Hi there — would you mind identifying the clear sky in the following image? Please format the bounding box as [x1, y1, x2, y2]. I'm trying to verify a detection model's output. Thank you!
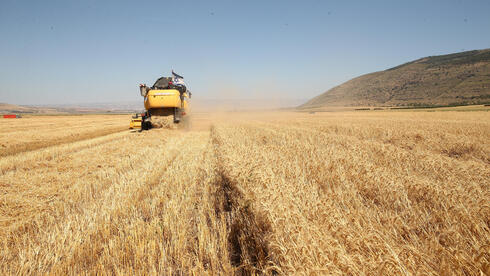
[1, 0, 489, 105]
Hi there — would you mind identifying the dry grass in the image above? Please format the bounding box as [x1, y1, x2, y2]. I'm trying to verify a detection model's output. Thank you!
[0, 115, 128, 157]
[0, 111, 488, 275]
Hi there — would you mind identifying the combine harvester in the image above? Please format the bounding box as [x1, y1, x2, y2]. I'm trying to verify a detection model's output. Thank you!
[130, 71, 191, 131]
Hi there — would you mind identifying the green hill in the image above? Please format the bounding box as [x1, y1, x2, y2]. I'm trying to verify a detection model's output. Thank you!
[300, 49, 490, 109]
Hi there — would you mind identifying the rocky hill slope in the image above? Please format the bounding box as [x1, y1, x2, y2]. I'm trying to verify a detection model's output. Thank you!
[300, 49, 490, 108]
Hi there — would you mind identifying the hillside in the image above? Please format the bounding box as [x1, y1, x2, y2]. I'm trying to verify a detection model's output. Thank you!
[0, 103, 139, 114]
[0, 103, 56, 114]
[300, 49, 490, 108]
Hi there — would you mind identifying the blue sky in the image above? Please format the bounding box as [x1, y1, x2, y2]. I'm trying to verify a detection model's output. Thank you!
[1, 0, 489, 105]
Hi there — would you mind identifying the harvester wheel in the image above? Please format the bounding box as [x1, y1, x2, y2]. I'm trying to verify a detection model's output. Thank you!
[173, 108, 181, 123]
[141, 120, 151, 131]
[146, 121, 152, 130]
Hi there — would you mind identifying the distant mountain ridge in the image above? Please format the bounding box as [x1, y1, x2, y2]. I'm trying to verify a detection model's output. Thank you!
[1, 97, 306, 114]
[300, 49, 490, 109]
[0, 102, 140, 114]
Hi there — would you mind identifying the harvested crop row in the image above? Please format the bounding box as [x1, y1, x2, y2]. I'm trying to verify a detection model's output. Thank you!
[2, 129, 250, 274]
[42, 132, 232, 274]
[0, 131, 128, 174]
[0, 115, 127, 133]
[46, 130, 282, 274]
[0, 115, 128, 157]
[0, 127, 127, 157]
[0, 130, 179, 273]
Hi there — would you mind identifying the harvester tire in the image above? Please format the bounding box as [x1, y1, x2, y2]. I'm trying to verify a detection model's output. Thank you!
[173, 108, 181, 124]
[141, 120, 151, 131]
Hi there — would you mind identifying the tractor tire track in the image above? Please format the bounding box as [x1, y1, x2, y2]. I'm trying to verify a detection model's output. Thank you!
[210, 126, 281, 275]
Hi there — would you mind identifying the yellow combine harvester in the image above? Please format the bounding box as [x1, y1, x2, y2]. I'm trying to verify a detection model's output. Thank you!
[132, 72, 191, 131]
[129, 114, 142, 129]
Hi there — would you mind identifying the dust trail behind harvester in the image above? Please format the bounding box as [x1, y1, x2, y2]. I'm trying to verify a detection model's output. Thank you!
[150, 115, 178, 129]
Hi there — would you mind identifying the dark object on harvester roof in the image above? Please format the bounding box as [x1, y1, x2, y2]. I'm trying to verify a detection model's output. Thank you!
[152, 77, 173, 89]
[172, 70, 184, 79]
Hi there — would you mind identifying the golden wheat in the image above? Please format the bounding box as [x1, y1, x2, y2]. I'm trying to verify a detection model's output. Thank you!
[0, 115, 128, 157]
[0, 111, 488, 275]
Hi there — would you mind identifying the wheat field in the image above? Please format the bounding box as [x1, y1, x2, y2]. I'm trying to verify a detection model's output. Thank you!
[0, 111, 488, 275]
[0, 115, 128, 157]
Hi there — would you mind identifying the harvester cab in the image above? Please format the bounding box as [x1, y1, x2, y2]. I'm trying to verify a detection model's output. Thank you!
[135, 71, 190, 131]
